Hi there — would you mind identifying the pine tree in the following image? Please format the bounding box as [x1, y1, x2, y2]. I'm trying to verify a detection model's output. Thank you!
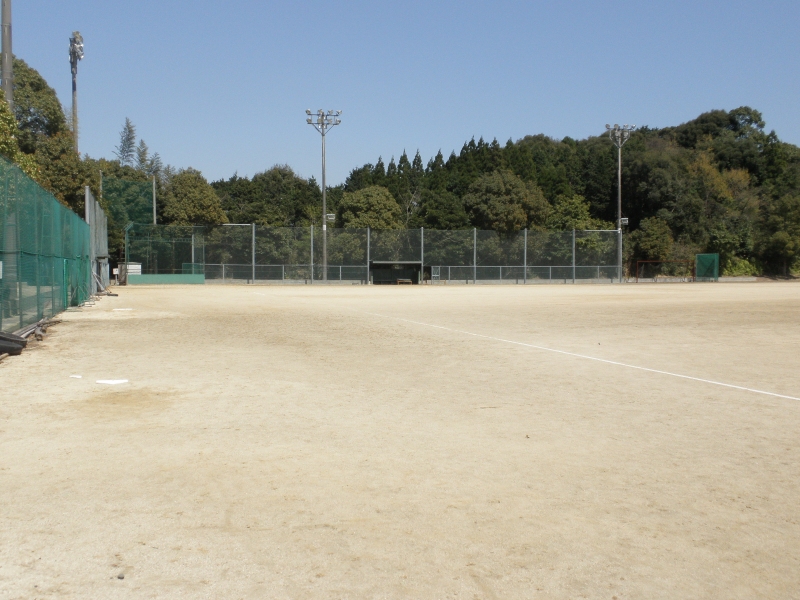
[373, 156, 386, 186]
[135, 139, 149, 172]
[114, 118, 136, 166]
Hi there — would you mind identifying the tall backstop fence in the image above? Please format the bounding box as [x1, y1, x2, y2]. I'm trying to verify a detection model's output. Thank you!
[0, 156, 95, 332]
[85, 186, 109, 295]
[124, 225, 622, 284]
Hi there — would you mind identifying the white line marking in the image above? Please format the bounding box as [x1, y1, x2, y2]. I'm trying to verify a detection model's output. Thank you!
[96, 379, 129, 385]
[69, 375, 82, 379]
[112, 308, 133, 311]
[363, 311, 800, 402]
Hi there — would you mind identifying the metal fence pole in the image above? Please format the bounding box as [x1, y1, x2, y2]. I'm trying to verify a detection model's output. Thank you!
[572, 229, 576, 284]
[152, 176, 157, 226]
[523, 228, 527, 284]
[420, 227, 424, 283]
[251, 223, 256, 284]
[618, 228, 623, 283]
[473, 228, 477, 284]
[36, 192, 41, 313]
[366, 226, 370, 284]
[310, 225, 314, 284]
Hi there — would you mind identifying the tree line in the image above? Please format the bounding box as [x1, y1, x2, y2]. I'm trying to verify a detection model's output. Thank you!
[1, 57, 798, 275]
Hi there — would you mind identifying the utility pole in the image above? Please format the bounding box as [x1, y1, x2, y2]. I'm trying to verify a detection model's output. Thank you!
[69, 32, 84, 153]
[606, 123, 635, 283]
[306, 109, 341, 281]
[1, 0, 12, 109]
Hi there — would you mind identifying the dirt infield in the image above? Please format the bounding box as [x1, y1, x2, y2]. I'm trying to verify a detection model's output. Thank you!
[2, 282, 800, 598]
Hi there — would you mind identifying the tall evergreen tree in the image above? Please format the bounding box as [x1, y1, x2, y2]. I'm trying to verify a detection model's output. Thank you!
[114, 118, 136, 166]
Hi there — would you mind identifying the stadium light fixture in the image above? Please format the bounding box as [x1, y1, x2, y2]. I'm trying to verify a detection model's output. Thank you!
[1, 0, 12, 110]
[306, 108, 342, 282]
[606, 123, 637, 283]
[69, 31, 84, 153]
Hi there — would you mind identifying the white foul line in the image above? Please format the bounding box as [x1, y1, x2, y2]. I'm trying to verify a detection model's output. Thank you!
[363, 312, 800, 402]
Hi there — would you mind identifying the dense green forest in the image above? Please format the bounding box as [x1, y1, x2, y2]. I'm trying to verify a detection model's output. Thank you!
[2, 58, 799, 276]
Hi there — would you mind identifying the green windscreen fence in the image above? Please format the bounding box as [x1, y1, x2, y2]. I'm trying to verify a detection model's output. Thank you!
[695, 253, 719, 281]
[0, 155, 90, 333]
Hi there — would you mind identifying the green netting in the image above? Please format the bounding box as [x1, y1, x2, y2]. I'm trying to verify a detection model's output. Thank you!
[125, 225, 621, 284]
[0, 155, 90, 333]
[696, 253, 719, 281]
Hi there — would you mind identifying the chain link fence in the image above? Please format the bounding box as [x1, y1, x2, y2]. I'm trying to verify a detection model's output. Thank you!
[125, 224, 621, 284]
[1, 156, 91, 332]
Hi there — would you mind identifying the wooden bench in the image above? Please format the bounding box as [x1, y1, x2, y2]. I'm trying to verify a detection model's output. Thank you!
[396, 279, 413, 285]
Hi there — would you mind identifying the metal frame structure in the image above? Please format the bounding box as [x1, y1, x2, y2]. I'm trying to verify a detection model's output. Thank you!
[124, 225, 622, 286]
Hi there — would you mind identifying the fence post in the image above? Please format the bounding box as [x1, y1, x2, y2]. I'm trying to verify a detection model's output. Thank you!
[366, 227, 370, 284]
[473, 228, 477, 284]
[310, 225, 314, 284]
[18, 215, 24, 325]
[523, 228, 527, 284]
[420, 227, 424, 283]
[62, 259, 67, 314]
[618, 228, 623, 283]
[251, 223, 256, 284]
[36, 192, 42, 314]
[222, 263, 225, 282]
[572, 229, 576, 284]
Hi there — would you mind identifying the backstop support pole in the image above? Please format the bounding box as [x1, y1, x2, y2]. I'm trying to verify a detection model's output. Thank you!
[421, 227, 424, 283]
[152, 176, 156, 225]
[251, 223, 256, 284]
[523, 228, 527, 284]
[310, 225, 313, 284]
[572, 229, 576, 284]
[366, 227, 370, 284]
[473, 228, 477, 284]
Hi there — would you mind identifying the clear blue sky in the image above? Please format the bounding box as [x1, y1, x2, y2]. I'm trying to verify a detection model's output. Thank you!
[13, 0, 800, 185]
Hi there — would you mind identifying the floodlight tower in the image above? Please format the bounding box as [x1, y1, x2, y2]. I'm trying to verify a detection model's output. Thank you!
[1, 0, 12, 109]
[69, 32, 84, 153]
[306, 109, 342, 281]
[606, 123, 636, 282]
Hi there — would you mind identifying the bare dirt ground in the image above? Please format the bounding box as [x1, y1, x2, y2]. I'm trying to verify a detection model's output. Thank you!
[2, 282, 800, 599]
